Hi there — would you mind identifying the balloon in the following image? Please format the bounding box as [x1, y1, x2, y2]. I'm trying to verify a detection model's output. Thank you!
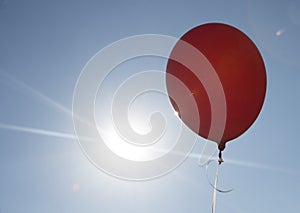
[166, 23, 266, 151]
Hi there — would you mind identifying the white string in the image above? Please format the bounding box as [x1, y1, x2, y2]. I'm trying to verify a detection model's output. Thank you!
[212, 163, 220, 213]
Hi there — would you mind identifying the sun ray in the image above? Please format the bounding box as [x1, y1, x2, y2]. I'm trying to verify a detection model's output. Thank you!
[0, 123, 79, 140]
[224, 158, 298, 175]
[0, 69, 73, 117]
[0, 69, 92, 127]
[190, 152, 299, 176]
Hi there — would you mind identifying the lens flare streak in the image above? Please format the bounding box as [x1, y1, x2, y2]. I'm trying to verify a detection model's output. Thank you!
[0, 123, 86, 140]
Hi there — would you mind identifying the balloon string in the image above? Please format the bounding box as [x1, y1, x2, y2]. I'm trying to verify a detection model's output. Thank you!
[212, 163, 220, 213]
[204, 159, 233, 193]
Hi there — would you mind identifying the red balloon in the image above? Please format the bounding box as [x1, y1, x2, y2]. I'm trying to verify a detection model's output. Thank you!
[166, 23, 266, 151]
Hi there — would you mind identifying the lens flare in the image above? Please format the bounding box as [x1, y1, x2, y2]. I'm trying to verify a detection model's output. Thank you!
[276, 28, 286, 37]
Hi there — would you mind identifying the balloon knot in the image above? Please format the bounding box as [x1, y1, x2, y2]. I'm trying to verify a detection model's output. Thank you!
[218, 151, 224, 165]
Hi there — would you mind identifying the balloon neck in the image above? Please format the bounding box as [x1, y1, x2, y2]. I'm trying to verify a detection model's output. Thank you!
[218, 143, 226, 151]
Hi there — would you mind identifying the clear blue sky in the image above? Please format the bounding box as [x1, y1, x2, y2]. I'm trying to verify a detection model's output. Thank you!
[0, 0, 299, 212]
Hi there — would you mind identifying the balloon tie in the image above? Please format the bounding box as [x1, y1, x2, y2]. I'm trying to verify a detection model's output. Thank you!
[204, 151, 232, 193]
[199, 151, 233, 212]
[218, 150, 224, 165]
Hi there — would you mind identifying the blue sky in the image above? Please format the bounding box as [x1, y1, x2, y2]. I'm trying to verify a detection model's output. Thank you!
[0, 0, 300, 212]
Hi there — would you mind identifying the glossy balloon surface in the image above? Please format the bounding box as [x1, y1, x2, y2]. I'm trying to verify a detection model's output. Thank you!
[166, 23, 267, 150]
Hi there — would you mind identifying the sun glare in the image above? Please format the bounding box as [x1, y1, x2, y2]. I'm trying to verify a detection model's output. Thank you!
[174, 111, 179, 117]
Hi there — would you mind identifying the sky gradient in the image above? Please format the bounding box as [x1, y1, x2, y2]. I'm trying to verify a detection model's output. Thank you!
[0, 0, 300, 212]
